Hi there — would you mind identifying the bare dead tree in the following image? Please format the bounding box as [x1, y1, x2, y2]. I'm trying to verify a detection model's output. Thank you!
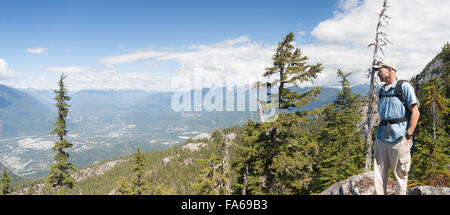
[253, 81, 266, 122]
[364, 0, 391, 171]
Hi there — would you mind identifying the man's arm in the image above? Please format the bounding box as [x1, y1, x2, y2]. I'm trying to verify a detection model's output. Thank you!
[407, 104, 420, 135]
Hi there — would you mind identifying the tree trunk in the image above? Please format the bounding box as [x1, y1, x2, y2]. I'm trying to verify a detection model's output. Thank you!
[223, 134, 231, 194]
[432, 103, 437, 156]
[279, 65, 285, 110]
[257, 101, 264, 122]
[365, 72, 378, 171]
[242, 164, 248, 195]
[365, 0, 389, 171]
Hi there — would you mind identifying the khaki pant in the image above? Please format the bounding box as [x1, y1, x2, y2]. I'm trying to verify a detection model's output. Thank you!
[373, 138, 412, 195]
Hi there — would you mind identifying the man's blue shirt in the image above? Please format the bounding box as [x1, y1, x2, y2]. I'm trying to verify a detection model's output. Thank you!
[376, 79, 418, 144]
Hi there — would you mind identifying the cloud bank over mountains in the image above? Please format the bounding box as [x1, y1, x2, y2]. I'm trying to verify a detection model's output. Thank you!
[0, 58, 16, 79]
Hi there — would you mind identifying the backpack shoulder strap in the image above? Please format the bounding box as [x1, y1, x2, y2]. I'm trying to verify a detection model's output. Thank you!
[395, 80, 406, 102]
[395, 80, 411, 117]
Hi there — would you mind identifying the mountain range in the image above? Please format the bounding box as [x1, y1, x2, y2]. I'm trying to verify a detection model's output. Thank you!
[0, 83, 369, 179]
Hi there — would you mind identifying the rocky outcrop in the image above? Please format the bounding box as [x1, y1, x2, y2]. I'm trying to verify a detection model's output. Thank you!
[182, 142, 207, 152]
[416, 43, 449, 85]
[407, 186, 450, 195]
[320, 171, 450, 195]
[12, 183, 45, 195]
[163, 157, 171, 164]
[73, 159, 127, 182]
[162, 154, 180, 164]
[319, 171, 396, 195]
[417, 58, 444, 85]
[192, 133, 212, 141]
[12, 158, 128, 195]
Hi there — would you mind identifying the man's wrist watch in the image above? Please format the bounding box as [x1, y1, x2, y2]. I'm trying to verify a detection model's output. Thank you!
[405, 132, 413, 140]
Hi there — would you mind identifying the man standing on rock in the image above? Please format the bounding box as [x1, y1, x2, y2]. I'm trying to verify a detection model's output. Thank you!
[373, 60, 420, 195]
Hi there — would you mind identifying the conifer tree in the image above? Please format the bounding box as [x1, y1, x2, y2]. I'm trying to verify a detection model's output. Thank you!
[410, 77, 449, 186]
[192, 156, 228, 195]
[316, 70, 365, 191]
[46, 73, 76, 191]
[232, 114, 320, 195]
[115, 176, 132, 195]
[130, 147, 148, 195]
[230, 33, 325, 195]
[231, 120, 262, 195]
[192, 130, 233, 195]
[1, 168, 12, 195]
[153, 183, 175, 195]
[263, 32, 323, 111]
[423, 78, 448, 145]
[263, 114, 319, 194]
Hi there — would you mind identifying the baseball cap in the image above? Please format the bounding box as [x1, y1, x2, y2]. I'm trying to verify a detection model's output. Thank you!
[373, 60, 398, 72]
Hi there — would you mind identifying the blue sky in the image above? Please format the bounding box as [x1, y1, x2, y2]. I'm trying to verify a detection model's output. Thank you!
[0, 0, 449, 91]
[0, 0, 335, 44]
[0, 0, 336, 67]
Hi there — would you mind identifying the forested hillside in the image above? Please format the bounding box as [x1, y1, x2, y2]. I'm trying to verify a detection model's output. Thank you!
[11, 128, 235, 194]
[7, 67, 373, 195]
[409, 42, 450, 187]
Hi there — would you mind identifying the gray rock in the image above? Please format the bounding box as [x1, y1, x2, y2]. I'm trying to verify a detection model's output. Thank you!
[407, 186, 450, 195]
[319, 171, 396, 195]
[192, 133, 212, 141]
[417, 55, 444, 85]
[320, 172, 450, 195]
[163, 157, 170, 164]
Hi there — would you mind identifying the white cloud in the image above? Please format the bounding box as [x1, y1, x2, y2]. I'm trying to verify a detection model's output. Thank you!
[26, 48, 47, 54]
[145, 61, 161, 67]
[0, 58, 16, 79]
[99, 36, 275, 89]
[1, 64, 169, 91]
[306, 0, 450, 86]
[165, 36, 274, 88]
[100, 51, 167, 65]
[47, 66, 91, 73]
[33, 36, 273, 91]
[301, 44, 372, 86]
[337, 0, 363, 12]
[47, 67, 170, 91]
[43, 66, 167, 91]
[1, 75, 56, 90]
